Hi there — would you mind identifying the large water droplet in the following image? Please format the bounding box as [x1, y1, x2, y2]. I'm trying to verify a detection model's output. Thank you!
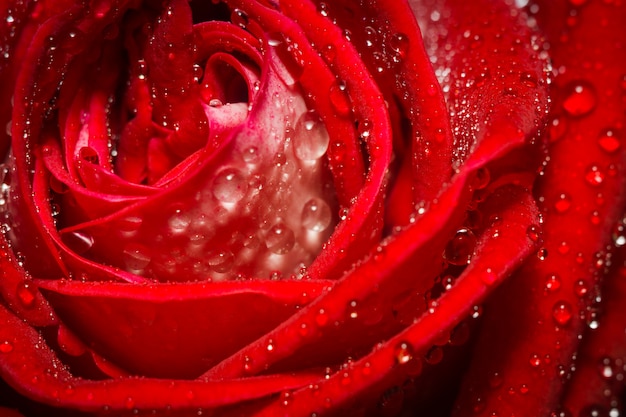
[293, 111, 330, 161]
[265, 222, 295, 254]
[213, 168, 248, 203]
[301, 198, 332, 232]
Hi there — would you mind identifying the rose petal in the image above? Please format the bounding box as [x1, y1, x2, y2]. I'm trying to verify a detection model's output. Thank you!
[453, 1, 626, 415]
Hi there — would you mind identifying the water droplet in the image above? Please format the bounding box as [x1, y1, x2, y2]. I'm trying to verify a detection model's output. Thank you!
[168, 209, 191, 233]
[16, 282, 37, 308]
[585, 165, 605, 187]
[527, 225, 541, 242]
[79, 146, 99, 165]
[529, 353, 542, 368]
[329, 81, 351, 117]
[206, 250, 234, 273]
[552, 300, 573, 326]
[394, 342, 414, 365]
[545, 274, 562, 292]
[293, 111, 330, 161]
[548, 116, 568, 142]
[444, 228, 476, 265]
[537, 247, 548, 261]
[568, 0, 589, 6]
[488, 372, 504, 388]
[315, 309, 329, 327]
[213, 168, 248, 203]
[348, 300, 358, 319]
[598, 356, 615, 380]
[554, 193, 572, 213]
[119, 216, 143, 235]
[301, 198, 332, 232]
[598, 128, 621, 153]
[265, 222, 295, 254]
[62, 231, 94, 255]
[612, 222, 626, 247]
[562, 81, 596, 117]
[574, 279, 589, 297]
[122, 243, 151, 271]
[242, 146, 259, 164]
[231, 9, 249, 28]
[357, 119, 373, 140]
[388, 32, 409, 60]
[0, 341, 13, 353]
[425, 346, 444, 365]
[520, 71, 538, 88]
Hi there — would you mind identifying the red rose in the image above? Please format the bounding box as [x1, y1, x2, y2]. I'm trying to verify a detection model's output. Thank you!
[0, 0, 625, 416]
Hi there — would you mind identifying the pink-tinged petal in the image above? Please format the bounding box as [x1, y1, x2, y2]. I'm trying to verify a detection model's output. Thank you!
[253, 184, 540, 415]
[453, 1, 626, 416]
[261, 0, 393, 279]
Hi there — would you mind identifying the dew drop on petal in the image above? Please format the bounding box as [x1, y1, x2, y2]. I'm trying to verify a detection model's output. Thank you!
[122, 243, 151, 271]
[213, 168, 248, 203]
[293, 111, 330, 161]
[230, 8, 249, 28]
[552, 300, 573, 326]
[585, 165, 605, 187]
[168, 210, 191, 234]
[444, 228, 476, 265]
[598, 128, 621, 153]
[0, 341, 13, 353]
[301, 198, 332, 232]
[394, 342, 414, 365]
[554, 193, 572, 213]
[545, 274, 561, 292]
[265, 222, 295, 254]
[16, 282, 37, 308]
[526, 225, 541, 242]
[242, 146, 259, 164]
[548, 116, 568, 143]
[206, 250, 234, 273]
[562, 81, 596, 117]
[425, 346, 444, 365]
[62, 231, 94, 255]
[529, 353, 542, 368]
[388, 32, 409, 59]
[520, 71, 538, 88]
[118, 216, 143, 238]
[329, 81, 351, 117]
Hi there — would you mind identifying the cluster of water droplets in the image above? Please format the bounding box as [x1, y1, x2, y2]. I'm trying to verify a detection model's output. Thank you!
[55, 10, 340, 282]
